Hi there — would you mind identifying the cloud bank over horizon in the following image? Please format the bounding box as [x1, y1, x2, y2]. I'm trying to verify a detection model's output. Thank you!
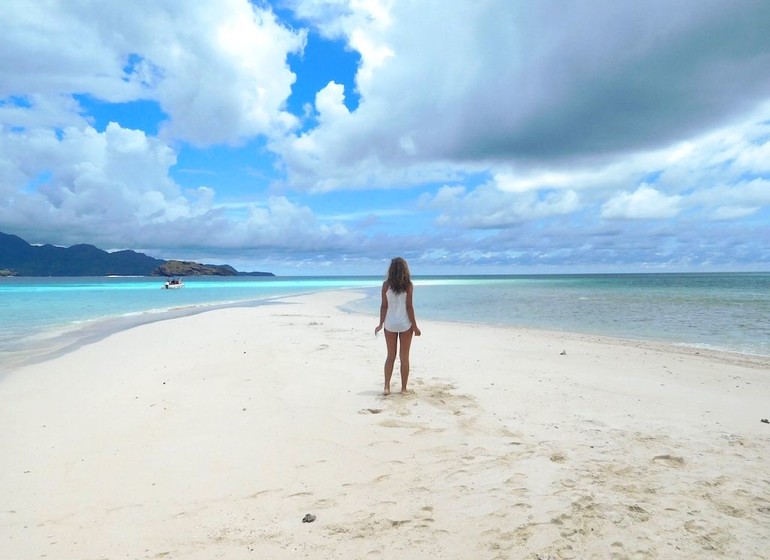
[1, 0, 769, 273]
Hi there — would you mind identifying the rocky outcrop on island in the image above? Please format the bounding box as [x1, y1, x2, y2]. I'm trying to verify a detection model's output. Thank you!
[0, 231, 274, 277]
[152, 260, 240, 277]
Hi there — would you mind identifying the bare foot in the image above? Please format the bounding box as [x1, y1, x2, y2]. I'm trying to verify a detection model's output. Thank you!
[383, 385, 391, 396]
[400, 388, 410, 395]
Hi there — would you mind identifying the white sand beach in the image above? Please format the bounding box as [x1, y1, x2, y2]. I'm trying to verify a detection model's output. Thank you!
[1, 290, 769, 559]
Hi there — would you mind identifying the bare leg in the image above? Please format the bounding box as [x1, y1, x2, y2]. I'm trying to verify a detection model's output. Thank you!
[383, 330, 398, 396]
[398, 330, 414, 393]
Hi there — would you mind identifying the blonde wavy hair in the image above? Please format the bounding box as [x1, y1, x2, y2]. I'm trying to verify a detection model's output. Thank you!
[386, 257, 412, 294]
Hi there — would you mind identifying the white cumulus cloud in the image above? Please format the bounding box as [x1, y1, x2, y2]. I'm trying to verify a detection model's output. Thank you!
[0, 0, 306, 146]
[602, 186, 682, 219]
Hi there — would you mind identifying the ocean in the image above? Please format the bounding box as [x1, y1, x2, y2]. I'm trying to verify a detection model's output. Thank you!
[1, 273, 769, 370]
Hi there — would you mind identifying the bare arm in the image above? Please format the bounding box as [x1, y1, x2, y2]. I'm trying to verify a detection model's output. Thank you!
[375, 281, 388, 334]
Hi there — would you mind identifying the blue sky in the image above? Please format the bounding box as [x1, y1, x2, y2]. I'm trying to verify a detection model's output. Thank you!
[1, 0, 769, 275]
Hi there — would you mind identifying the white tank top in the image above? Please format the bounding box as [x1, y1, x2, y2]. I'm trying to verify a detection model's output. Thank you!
[384, 288, 412, 333]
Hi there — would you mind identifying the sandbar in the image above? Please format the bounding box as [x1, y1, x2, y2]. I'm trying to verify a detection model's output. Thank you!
[1, 290, 769, 559]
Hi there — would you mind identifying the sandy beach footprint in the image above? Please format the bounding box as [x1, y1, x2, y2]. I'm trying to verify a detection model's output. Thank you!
[358, 407, 384, 415]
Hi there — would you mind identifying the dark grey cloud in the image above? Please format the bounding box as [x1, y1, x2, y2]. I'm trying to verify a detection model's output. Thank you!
[277, 0, 770, 195]
[430, 1, 770, 163]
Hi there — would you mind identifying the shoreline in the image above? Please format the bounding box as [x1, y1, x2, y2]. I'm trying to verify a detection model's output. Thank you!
[0, 290, 343, 375]
[4, 287, 769, 376]
[2, 289, 769, 558]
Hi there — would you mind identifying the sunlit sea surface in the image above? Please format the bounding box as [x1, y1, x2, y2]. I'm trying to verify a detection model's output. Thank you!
[1, 273, 768, 369]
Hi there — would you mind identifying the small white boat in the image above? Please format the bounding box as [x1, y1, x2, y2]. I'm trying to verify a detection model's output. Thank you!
[162, 278, 184, 289]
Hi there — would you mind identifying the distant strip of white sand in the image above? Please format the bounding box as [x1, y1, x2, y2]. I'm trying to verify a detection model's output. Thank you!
[1, 290, 769, 559]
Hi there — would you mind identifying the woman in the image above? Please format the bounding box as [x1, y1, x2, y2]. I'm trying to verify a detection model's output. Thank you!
[374, 257, 421, 395]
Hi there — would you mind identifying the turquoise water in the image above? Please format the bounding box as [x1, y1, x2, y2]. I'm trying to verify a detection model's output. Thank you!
[1, 273, 769, 369]
[384, 273, 770, 356]
[0, 276, 381, 369]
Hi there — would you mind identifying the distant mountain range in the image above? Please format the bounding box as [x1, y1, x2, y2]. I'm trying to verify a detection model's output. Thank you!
[0, 231, 273, 277]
